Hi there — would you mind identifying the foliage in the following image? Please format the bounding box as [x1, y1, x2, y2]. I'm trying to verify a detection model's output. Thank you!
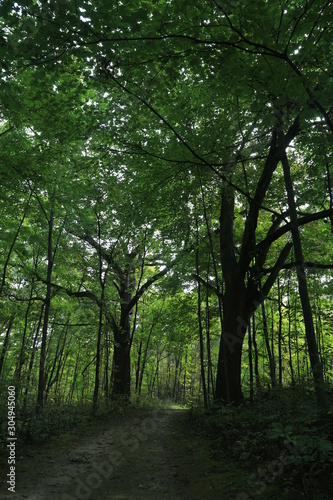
[191, 385, 333, 498]
[0, 0, 333, 444]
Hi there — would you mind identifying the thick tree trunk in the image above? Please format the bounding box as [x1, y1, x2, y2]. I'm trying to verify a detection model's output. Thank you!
[111, 305, 131, 398]
[214, 186, 251, 404]
[214, 236, 291, 404]
[110, 257, 137, 399]
[215, 276, 248, 404]
[215, 186, 240, 404]
[112, 341, 130, 397]
[214, 126, 295, 404]
[215, 339, 244, 405]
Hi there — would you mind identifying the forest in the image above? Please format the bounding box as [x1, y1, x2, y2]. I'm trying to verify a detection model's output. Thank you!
[1, 0, 333, 498]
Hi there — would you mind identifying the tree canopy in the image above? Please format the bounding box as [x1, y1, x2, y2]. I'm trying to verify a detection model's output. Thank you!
[1, 0, 333, 416]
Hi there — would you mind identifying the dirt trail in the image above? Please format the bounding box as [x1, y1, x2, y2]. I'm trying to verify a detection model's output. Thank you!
[1, 409, 248, 500]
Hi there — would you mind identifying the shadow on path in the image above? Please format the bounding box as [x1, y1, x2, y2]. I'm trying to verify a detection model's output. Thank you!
[2, 408, 249, 499]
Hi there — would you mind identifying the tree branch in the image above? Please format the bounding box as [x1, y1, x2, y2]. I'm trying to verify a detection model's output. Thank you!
[192, 273, 223, 299]
[239, 115, 300, 275]
[261, 242, 293, 298]
[263, 261, 333, 273]
[257, 208, 333, 251]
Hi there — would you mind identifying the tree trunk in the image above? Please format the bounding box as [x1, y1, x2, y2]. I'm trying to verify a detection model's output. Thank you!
[248, 320, 254, 404]
[110, 257, 137, 399]
[15, 278, 35, 383]
[252, 314, 261, 389]
[195, 229, 208, 409]
[93, 294, 104, 411]
[278, 278, 283, 385]
[23, 304, 44, 410]
[93, 211, 111, 410]
[172, 355, 181, 400]
[286, 273, 295, 385]
[280, 135, 329, 409]
[37, 192, 55, 412]
[136, 341, 142, 393]
[69, 347, 80, 403]
[0, 315, 15, 378]
[45, 321, 68, 401]
[0, 191, 33, 296]
[205, 293, 214, 401]
[214, 124, 298, 404]
[138, 324, 154, 395]
[111, 303, 131, 398]
[215, 277, 248, 405]
[215, 187, 241, 404]
[261, 301, 276, 388]
[104, 331, 111, 401]
[56, 349, 68, 397]
[183, 349, 187, 403]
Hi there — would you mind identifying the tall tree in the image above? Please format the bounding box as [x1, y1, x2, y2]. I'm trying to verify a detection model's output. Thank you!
[1, 0, 333, 408]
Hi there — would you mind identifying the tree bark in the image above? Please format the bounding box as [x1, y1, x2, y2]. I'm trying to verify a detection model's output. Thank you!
[138, 323, 155, 395]
[248, 319, 254, 404]
[280, 133, 329, 409]
[93, 290, 104, 411]
[278, 278, 283, 385]
[23, 304, 44, 410]
[195, 217, 208, 409]
[111, 302, 131, 398]
[214, 123, 298, 405]
[261, 301, 276, 388]
[0, 315, 15, 378]
[37, 191, 56, 412]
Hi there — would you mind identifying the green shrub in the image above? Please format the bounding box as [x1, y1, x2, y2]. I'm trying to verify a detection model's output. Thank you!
[190, 385, 333, 498]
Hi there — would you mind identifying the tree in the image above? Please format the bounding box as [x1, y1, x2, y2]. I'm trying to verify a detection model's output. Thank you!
[1, 0, 333, 410]
[279, 128, 328, 408]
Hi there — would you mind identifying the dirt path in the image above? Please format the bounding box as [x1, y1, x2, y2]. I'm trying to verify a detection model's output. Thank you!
[1, 409, 249, 500]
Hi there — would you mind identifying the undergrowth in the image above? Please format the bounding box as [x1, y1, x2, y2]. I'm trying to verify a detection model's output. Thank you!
[190, 385, 333, 499]
[0, 395, 131, 452]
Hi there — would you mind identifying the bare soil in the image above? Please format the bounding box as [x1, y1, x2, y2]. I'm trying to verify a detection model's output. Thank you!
[1, 408, 251, 500]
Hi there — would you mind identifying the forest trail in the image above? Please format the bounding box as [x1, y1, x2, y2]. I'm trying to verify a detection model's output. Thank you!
[1, 408, 250, 500]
